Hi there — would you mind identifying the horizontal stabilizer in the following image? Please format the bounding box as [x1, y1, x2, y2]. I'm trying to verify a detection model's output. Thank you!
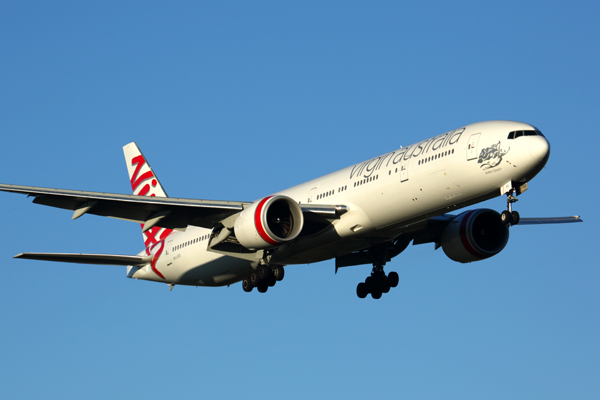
[14, 252, 152, 266]
[517, 216, 583, 225]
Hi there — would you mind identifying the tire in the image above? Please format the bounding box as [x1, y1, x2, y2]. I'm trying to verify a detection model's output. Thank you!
[500, 210, 512, 225]
[371, 289, 382, 299]
[258, 265, 270, 281]
[381, 281, 390, 294]
[511, 211, 520, 225]
[242, 278, 253, 292]
[273, 266, 285, 281]
[250, 272, 259, 285]
[357, 282, 368, 298]
[257, 282, 268, 293]
[388, 271, 399, 288]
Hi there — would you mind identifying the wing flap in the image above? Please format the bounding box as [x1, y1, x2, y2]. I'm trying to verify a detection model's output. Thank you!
[14, 252, 152, 266]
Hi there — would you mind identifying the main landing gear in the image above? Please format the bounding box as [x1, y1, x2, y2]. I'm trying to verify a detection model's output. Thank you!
[355, 243, 400, 299]
[241, 265, 285, 293]
[356, 268, 399, 299]
[500, 187, 520, 225]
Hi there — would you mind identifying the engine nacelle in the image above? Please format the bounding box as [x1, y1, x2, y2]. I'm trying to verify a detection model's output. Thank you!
[441, 209, 509, 263]
[234, 195, 304, 250]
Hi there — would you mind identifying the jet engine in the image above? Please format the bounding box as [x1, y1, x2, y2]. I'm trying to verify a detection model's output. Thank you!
[441, 209, 509, 263]
[234, 195, 304, 250]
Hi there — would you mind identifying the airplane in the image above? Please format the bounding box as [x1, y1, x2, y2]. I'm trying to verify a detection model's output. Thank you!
[0, 120, 583, 299]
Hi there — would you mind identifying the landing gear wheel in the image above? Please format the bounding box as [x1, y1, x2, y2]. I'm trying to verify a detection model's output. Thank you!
[273, 266, 285, 281]
[250, 272, 259, 285]
[257, 282, 268, 293]
[500, 210, 512, 225]
[388, 271, 399, 288]
[242, 278, 253, 292]
[356, 282, 368, 299]
[371, 289, 382, 299]
[511, 211, 520, 225]
[257, 265, 271, 281]
[382, 281, 391, 294]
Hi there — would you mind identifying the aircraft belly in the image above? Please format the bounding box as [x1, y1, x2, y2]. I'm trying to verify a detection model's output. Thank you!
[177, 256, 254, 287]
[272, 236, 377, 265]
[132, 246, 254, 287]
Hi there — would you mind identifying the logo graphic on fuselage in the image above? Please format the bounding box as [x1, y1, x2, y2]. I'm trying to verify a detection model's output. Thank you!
[478, 142, 510, 170]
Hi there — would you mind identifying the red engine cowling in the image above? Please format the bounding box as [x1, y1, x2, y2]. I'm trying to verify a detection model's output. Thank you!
[441, 209, 509, 263]
[234, 195, 304, 250]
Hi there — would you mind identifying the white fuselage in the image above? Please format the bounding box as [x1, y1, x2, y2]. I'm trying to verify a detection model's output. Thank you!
[129, 120, 550, 286]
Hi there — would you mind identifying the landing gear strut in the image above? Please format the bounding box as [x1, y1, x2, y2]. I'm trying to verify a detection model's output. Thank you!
[242, 265, 285, 293]
[500, 188, 520, 225]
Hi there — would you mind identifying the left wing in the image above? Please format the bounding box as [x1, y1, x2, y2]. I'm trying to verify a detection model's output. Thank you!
[0, 184, 343, 231]
[0, 183, 244, 231]
[14, 252, 151, 266]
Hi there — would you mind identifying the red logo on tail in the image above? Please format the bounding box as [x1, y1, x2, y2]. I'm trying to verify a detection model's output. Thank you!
[130, 155, 159, 196]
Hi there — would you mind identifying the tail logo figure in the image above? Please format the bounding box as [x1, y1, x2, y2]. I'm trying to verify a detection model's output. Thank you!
[130, 155, 160, 196]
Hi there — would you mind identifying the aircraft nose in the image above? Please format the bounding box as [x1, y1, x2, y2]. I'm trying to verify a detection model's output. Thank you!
[529, 136, 550, 162]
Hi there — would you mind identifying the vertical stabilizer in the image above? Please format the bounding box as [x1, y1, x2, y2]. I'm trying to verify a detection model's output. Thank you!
[123, 143, 173, 249]
[123, 142, 168, 197]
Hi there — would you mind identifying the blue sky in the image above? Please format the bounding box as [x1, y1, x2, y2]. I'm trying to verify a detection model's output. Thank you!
[0, 1, 598, 399]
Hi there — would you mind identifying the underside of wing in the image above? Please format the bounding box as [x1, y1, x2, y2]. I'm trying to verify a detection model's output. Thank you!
[14, 252, 152, 266]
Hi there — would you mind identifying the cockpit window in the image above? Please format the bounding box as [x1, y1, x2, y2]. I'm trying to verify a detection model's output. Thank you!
[507, 130, 545, 139]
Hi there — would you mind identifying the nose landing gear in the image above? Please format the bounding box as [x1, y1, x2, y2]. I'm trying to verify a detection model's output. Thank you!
[500, 187, 520, 225]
